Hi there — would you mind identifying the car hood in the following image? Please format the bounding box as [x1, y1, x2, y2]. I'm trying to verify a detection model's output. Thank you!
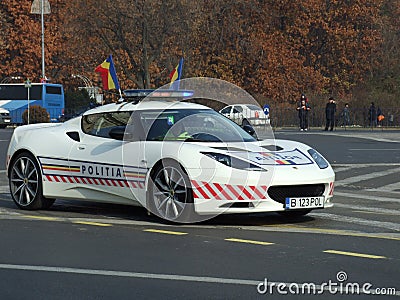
[182, 139, 322, 168]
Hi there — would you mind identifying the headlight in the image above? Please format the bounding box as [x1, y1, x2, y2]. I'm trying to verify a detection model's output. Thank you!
[308, 149, 329, 169]
[201, 152, 265, 171]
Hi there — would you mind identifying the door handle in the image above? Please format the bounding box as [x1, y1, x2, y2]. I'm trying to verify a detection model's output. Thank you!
[78, 145, 86, 150]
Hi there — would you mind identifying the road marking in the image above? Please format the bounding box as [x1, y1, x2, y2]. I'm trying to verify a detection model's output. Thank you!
[334, 191, 400, 204]
[310, 212, 400, 231]
[262, 225, 400, 241]
[225, 238, 274, 246]
[0, 263, 259, 285]
[0, 263, 398, 296]
[349, 148, 400, 151]
[73, 221, 112, 227]
[144, 229, 188, 235]
[332, 166, 354, 173]
[0, 209, 399, 241]
[324, 250, 386, 259]
[23, 215, 60, 221]
[0, 170, 6, 174]
[367, 182, 400, 193]
[333, 203, 400, 216]
[0, 185, 9, 193]
[332, 163, 400, 167]
[335, 167, 400, 186]
[352, 210, 400, 216]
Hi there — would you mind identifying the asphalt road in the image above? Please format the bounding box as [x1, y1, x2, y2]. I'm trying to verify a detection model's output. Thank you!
[0, 127, 399, 299]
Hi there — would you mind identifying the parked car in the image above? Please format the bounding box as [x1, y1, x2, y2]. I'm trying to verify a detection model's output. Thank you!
[219, 104, 270, 127]
[0, 107, 11, 128]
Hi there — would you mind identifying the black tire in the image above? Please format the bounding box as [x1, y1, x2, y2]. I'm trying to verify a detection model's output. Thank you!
[277, 209, 312, 218]
[147, 160, 195, 223]
[9, 152, 54, 210]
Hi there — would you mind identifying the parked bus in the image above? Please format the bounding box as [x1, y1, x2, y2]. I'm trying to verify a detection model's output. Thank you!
[0, 83, 64, 124]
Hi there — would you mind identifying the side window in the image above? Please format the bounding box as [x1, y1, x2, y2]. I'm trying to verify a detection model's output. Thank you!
[82, 111, 131, 139]
[233, 106, 243, 113]
[220, 107, 232, 114]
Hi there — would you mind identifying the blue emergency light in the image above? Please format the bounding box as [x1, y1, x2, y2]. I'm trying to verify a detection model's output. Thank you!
[123, 89, 194, 98]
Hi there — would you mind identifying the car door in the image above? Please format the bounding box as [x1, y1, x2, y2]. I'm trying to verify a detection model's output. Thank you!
[67, 111, 146, 205]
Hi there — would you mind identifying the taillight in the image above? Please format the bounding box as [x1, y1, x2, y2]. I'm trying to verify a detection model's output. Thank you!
[255, 111, 259, 118]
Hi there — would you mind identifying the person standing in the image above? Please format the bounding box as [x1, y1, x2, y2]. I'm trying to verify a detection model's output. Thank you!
[324, 97, 336, 131]
[297, 99, 310, 131]
[368, 102, 377, 127]
[341, 103, 351, 128]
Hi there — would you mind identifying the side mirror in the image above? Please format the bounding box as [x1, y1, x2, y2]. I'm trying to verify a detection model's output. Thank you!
[109, 126, 126, 140]
[243, 124, 255, 136]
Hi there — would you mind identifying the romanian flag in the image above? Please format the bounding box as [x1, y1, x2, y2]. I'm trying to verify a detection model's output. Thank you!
[95, 55, 120, 91]
[169, 58, 183, 89]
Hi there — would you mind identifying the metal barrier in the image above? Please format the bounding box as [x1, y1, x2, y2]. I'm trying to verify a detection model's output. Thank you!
[269, 107, 400, 128]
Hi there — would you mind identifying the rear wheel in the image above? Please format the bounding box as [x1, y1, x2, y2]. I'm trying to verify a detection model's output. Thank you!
[9, 152, 54, 210]
[147, 160, 195, 223]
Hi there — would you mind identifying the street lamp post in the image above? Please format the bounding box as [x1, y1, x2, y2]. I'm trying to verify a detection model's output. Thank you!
[31, 0, 51, 80]
[25, 79, 32, 124]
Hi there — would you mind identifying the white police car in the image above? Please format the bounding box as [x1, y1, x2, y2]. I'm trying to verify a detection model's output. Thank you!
[7, 89, 334, 223]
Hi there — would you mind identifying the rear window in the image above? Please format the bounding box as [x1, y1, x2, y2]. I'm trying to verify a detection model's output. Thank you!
[46, 86, 62, 95]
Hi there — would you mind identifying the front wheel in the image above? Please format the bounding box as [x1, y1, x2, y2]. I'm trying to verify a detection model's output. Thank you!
[9, 152, 54, 210]
[147, 160, 195, 223]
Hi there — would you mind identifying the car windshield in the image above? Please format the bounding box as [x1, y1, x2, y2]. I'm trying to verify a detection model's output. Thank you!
[140, 109, 256, 142]
[246, 105, 262, 111]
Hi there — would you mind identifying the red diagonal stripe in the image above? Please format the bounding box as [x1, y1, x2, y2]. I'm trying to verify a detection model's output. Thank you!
[213, 183, 232, 200]
[250, 186, 265, 199]
[191, 180, 210, 199]
[226, 184, 244, 200]
[202, 181, 221, 200]
[237, 185, 254, 200]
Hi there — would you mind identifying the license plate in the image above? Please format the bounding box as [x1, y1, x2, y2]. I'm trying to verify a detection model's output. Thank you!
[4, 119, 10, 123]
[285, 196, 324, 210]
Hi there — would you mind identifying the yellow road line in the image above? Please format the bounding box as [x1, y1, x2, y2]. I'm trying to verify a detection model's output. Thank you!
[73, 221, 113, 227]
[144, 229, 188, 235]
[324, 250, 386, 259]
[225, 238, 274, 246]
[23, 215, 59, 221]
[262, 225, 400, 241]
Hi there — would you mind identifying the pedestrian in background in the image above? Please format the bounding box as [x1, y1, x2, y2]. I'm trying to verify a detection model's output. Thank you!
[340, 103, 351, 128]
[377, 107, 384, 127]
[368, 102, 377, 127]
[324, 97, 336, 131]
[297, 99, 310, 131]
[299, 93, 308, 104]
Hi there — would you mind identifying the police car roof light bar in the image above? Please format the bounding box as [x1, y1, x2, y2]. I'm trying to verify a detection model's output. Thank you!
[123, 89, 194, 100]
